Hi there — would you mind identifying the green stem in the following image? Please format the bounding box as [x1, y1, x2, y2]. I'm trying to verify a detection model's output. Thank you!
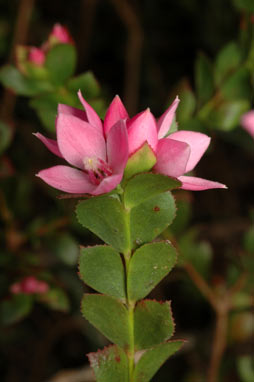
[123, 205, 135, 382]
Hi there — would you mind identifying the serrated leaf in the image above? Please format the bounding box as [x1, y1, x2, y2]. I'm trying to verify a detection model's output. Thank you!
[134, 299, 174, 350]
[0, 120, 12, 154]
[79, 245, 126, 300]
[81, 294, 130, 347]
[128, 241, 177, 301]
[214, 42, 243, 85]
[67, 71, 100, 97]
[45, 44, 77, 85]
[124, 173, 181, 209]
[124, 143, 157, 180]
[0, 294, 33, 325]
[76, 196, 130, 253]
[130, 192, 176, 246]
[0, 65, 53, 95]
[88, 345, 129, 382]
[133, 340, 184, 382]
[195, 53, 214, 107]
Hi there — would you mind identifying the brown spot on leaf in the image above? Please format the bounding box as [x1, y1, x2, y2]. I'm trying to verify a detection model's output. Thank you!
[153, 206, 160, 212]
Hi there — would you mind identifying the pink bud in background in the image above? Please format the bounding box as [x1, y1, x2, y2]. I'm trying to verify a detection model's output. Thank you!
[50, 23, 73, 44]
[28, 47, 46, 66]
[10, 276, 49, 295]
[241, 110, 254, 139]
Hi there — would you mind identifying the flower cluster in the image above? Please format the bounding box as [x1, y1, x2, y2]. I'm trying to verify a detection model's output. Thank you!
[36, 92, 226, 194]
[241, 110, 254, 139]
[16, 23, 73, 72]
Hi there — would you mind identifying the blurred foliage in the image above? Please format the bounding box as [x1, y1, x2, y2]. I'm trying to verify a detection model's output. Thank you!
[0, 0, 253, 381]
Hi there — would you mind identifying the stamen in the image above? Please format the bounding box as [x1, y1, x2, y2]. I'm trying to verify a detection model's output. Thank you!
[83, 157, 113, 186]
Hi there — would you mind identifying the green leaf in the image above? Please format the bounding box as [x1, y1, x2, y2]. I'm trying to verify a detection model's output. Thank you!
[67, 71, 101, 97]
[81, 294, 130, 347]
[0, 120, 12, 154]
[45, 44, 77, 85]
[0, 65, 53, 96]
[128, 241, 177, 301]
[124, 173, 180, 209]
[38, 287, 70, 312]
[124, 143, 157, 179]
[88, 345, 129, 382]
[214, 42, 243, 85]
[220, 67, 251, 101]
[208, 99, 250, 131]
[79, 245, 126, 300]
[233, 0, 254, 12]
[47, 233, 79, 266]
[177, 86, 196, 123]
[195, 53, 214, 106]
[237, 356, 254, 382]
[76, 195, 129, 253]
[130, 192, 176, 246]
[134, 299, 174, 350]
[133, 340, 184, 382]
[0, 294, 33, 325]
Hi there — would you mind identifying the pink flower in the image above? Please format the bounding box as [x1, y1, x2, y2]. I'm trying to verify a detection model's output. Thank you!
[49, 23, 73, 44]
[241, 110, 254, 139]
[28, 47, 46, 66]
[10, 276, 49, 295]
[35, 91, 129, 195]
[105, 95, 226, 191]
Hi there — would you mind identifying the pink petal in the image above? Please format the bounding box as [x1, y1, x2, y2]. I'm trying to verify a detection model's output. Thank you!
[56, 113, 106, 169]
[154, 138, 190, 177]
[127, 109, 158, 155]
[33, 132, 63, 158]
[78, 90, 103, 133]
[58, 103, 88, 121]
[37, 165, 96, 194]
[241, 110, 254, 139]
[107, 119, 129, 174]
[178, 176, 227, 191]
[92, 174, 123, 195]
[157, 96, 180, 139]
[169, 131, 210, 172]
[104, 95, 129, 135]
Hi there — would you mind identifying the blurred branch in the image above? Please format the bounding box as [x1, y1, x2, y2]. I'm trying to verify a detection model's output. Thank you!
[110, 0, 143, 115]
[47, 366, 94, 382]
[1, 0, 35, 122]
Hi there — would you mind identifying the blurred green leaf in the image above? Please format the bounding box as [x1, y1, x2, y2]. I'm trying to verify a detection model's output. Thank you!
[124, 173, 181, 209]
[45, 44, 77, 85]
[233, 0, 254, 12]
[0, 294, 33, 325]
[214, 42, 243, 85]
[38, 287, 69, 312]
[81, 294, 130, 347]
[0, 120, 12, 154]
[133, 341, 184, 382]
[221, 67, 251, 101]
[88, 345, 129, 382]
[79, 245, 126, 300]
[0, 65, 53, 95]
[67, 71, 101, 97]
[134, 299, 174, 350]
[130, 192, 176, 246]
[208, 99, 250, 131]
[177, 85, 196, 123]
[237, 356, 254, 382]
[128, 241, 177, 302]
[195, 53, 214, 107]
[243, 225, 254, 253]
[48, 233, 79, 266]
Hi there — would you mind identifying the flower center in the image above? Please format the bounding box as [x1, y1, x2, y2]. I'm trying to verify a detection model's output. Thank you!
[83, 157, 113, 185]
